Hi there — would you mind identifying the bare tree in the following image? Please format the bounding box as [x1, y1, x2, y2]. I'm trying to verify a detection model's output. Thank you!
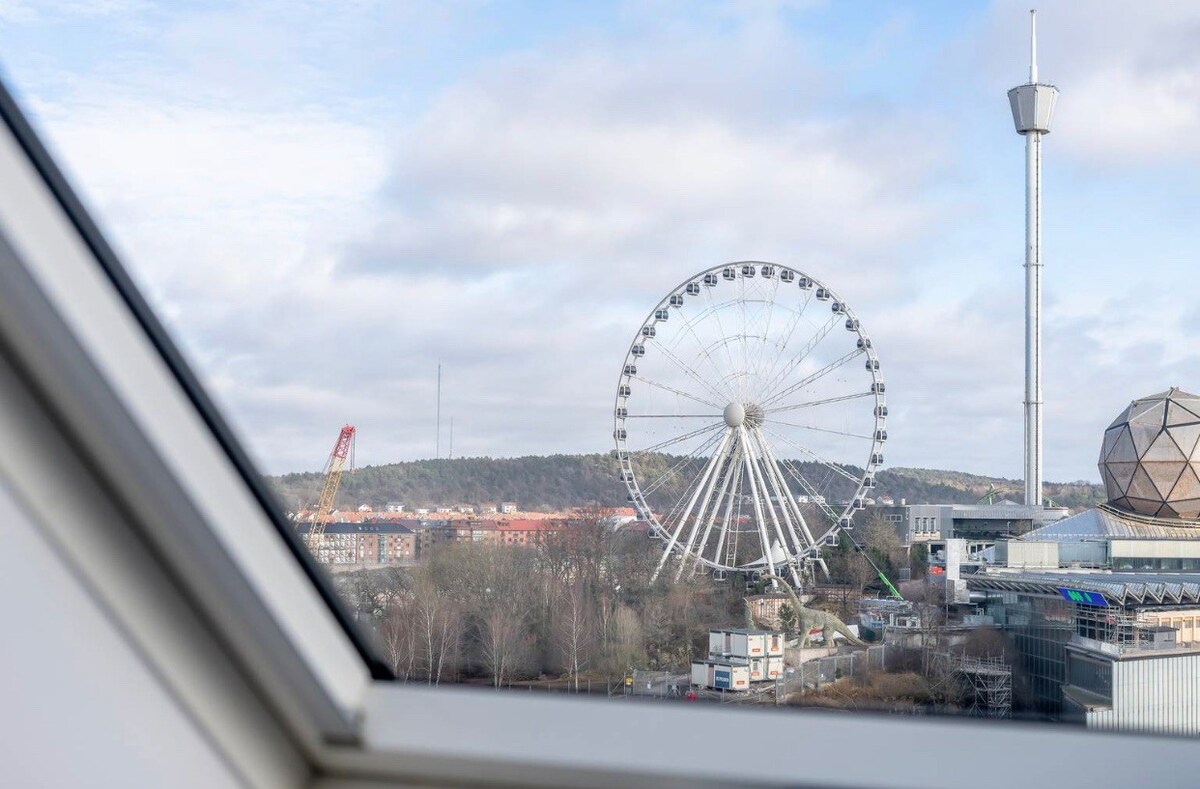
[480, 604, 531, 687]
[413, 573, 462, 685]
[379, 598, 420, 680]
[553, 579, 596, 691]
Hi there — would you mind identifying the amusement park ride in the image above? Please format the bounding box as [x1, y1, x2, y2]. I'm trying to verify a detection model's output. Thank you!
[614, 262, 891, 591]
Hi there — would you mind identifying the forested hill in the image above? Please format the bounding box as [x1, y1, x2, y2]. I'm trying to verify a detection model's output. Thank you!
[267, 454, 1105, 514]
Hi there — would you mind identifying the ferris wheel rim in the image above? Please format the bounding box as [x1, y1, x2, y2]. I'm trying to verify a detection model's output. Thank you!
[613, 261, 886, 577]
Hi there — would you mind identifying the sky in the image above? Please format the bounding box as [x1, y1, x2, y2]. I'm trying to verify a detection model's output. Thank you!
[2, 0, 1199, 481]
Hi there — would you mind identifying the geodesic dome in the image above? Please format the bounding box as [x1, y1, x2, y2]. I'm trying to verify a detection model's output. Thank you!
[1099, 388, 1200, 519]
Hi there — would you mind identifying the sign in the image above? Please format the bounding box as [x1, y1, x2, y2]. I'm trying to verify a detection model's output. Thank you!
[1057, 587, 1109, 607]
[714, 669, 731, 690]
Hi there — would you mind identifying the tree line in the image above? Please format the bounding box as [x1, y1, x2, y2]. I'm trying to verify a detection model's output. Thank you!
[331, 507, 937, 689]
[333, 510, 746, 688]
[270, 453, 1105, 514]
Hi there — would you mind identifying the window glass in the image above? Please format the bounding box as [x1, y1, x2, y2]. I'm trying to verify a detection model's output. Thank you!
[6, 2, 1200, 734]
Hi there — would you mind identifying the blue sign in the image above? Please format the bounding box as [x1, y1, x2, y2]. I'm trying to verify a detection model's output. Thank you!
[714, 669, 731, 689]
[1057, 587, 1109, 607]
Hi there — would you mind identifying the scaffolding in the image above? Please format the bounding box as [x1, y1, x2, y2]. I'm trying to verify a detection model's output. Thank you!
[938, 653, 1012, 718]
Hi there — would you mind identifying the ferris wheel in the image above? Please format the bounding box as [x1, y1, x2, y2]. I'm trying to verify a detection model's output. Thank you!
[613, 262, 886, 588]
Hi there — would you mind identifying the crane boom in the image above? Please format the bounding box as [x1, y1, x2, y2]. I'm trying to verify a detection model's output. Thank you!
[306, 425, 356, 556]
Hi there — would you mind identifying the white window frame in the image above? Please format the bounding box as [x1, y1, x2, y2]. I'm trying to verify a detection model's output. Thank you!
[1, 79, 1199, 788]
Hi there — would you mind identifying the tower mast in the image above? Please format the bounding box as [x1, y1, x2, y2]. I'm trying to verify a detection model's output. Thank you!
[1008, 9, 1058, 508]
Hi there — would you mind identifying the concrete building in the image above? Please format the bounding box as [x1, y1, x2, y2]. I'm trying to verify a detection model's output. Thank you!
[874, 501, 1065, 546]
[440, 518, 568, 547]
[858, 598, 920, 634]
[304, 522, 417, 566]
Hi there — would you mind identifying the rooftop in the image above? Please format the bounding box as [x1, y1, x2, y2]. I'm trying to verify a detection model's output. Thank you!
[967, 570, 1200, 606]
[302, 521, 415, 535]
[1020, 505, 1200, 542]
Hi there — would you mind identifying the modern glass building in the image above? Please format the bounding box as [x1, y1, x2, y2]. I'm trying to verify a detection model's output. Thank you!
[968, 572, 1200, 725]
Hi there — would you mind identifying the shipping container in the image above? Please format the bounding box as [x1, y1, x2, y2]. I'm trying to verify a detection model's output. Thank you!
[690, 659, 751, 691]
[708, 628, 783, 660]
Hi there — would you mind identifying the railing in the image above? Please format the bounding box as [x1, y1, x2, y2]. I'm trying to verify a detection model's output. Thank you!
[1069, 632, 1191, 656]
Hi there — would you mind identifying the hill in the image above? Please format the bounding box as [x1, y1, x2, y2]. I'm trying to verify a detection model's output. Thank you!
[266, 454, 1105, 514]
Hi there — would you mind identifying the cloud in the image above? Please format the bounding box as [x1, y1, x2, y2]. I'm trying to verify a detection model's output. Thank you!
[347, 26, 944, 290]
[11, 1, 1200, 485]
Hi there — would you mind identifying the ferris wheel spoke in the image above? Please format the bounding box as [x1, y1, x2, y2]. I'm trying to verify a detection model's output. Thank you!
[701, 286, 742, 398]
[748, 275, 783, 394]
[763, 417, 874, 441]
[776, 455, 841, 524]
[760, 347, 864, 409]
[762, 425, 862, 487]
[649, 337, 732, 405]
[673, 302, 739, 402]
[766, 390, 873, 415]
[627, 420, 724, 456]
[738, 279, 753, 401]
[756, 314, 841, 403]
[625, 414, 717, 418]
[638, 430, 726, 496]
[754, 308, 806, 399]
[631, 374, 723, 410]
[699, 335, 765, 396]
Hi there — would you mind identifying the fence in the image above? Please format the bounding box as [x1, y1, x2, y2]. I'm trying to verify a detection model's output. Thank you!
[784, 644, 892, 695]
[622, 670, 689, 699]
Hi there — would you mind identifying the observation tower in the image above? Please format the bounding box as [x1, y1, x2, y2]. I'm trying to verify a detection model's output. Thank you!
[1008, 9, 1058, 508]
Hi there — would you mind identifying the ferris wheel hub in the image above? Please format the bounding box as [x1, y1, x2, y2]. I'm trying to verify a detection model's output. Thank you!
[723, 401, 765, 429]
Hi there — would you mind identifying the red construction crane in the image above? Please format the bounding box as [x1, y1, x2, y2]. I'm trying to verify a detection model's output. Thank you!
[306, 425, 356, 556]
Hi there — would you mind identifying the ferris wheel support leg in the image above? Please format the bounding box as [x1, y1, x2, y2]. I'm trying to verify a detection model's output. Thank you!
[755, 430, 818, 549]
[685, 447, 738, 580]
[672, 443, 734, 583]
[738, 427, 779, 582]
[748, 430, 805, 588]
[651, 430, 732, 584]
[749, 440, 802, 589]
[711, 453, 742, 570]
[745, 442, 797, 588]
